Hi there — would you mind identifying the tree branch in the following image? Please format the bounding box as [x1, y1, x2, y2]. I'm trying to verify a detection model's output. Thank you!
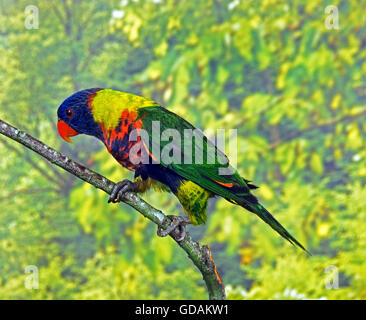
[0, 119, 225, 300]
[0, 138, 65, 188]
[268, 105, 366, 150]
[0, 187, 58, 202]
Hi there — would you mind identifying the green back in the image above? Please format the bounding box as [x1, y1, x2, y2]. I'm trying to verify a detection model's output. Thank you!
[138, 106, 253, 202]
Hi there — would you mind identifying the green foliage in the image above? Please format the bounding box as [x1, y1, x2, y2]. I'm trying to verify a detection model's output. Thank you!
[0, 0, 366, 299]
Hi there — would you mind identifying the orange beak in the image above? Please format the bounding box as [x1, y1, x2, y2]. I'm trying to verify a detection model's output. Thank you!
[57, 120, 79, 143]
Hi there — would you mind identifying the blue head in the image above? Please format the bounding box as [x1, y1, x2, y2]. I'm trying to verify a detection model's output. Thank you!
[57, 88, 104, 142]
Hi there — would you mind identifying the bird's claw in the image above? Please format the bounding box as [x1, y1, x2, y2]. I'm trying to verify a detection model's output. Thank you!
[108, 179, 138, 203]
[157, 215, 190, 242]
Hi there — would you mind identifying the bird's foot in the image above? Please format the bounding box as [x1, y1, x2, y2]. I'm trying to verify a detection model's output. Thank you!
[157, 215, 190, 242]
[108, 179, 139, 203]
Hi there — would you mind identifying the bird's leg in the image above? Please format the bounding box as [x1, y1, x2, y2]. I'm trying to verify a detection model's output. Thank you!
[157, 215, 190, 242]
[108, 179, 139, 203]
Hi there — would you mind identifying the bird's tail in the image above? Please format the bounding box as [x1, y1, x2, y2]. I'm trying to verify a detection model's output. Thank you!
[241, 200, 310, 255]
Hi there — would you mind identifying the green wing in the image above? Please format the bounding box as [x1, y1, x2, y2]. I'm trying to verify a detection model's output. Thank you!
[138, 106, 253, 202]
[138, 106, 309, 253]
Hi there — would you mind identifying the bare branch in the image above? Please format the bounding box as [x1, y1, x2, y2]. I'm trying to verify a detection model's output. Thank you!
[268, 105, 366, 150]
[0, 119, 225, 300]
[0, 138, 64, 188]
[0, 187, 58, 202]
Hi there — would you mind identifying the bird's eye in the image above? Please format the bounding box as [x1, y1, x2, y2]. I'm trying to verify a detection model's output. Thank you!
[66, 109, 73, 118]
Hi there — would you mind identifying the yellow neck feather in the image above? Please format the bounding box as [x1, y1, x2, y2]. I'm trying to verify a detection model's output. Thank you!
[90, 89, 157, 130]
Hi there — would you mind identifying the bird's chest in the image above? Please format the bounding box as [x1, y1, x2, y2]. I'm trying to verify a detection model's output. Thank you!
[102, 111, 144, 170]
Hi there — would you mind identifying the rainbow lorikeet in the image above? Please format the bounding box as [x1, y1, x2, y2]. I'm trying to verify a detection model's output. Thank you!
[57, 88, 307, 252]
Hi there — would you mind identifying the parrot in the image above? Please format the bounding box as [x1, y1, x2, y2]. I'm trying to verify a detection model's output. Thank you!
[57, 88, 308, 253]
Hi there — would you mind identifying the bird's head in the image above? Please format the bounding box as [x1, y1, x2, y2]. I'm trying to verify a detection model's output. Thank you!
[57, 88, 104, 143]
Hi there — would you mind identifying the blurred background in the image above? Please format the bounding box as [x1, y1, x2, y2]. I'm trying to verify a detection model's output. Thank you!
[0, 0, 365, 299]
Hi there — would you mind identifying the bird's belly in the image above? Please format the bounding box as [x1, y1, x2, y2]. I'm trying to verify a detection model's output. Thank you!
[134, 164, 211, 225]
[176, 180, 212, 225]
